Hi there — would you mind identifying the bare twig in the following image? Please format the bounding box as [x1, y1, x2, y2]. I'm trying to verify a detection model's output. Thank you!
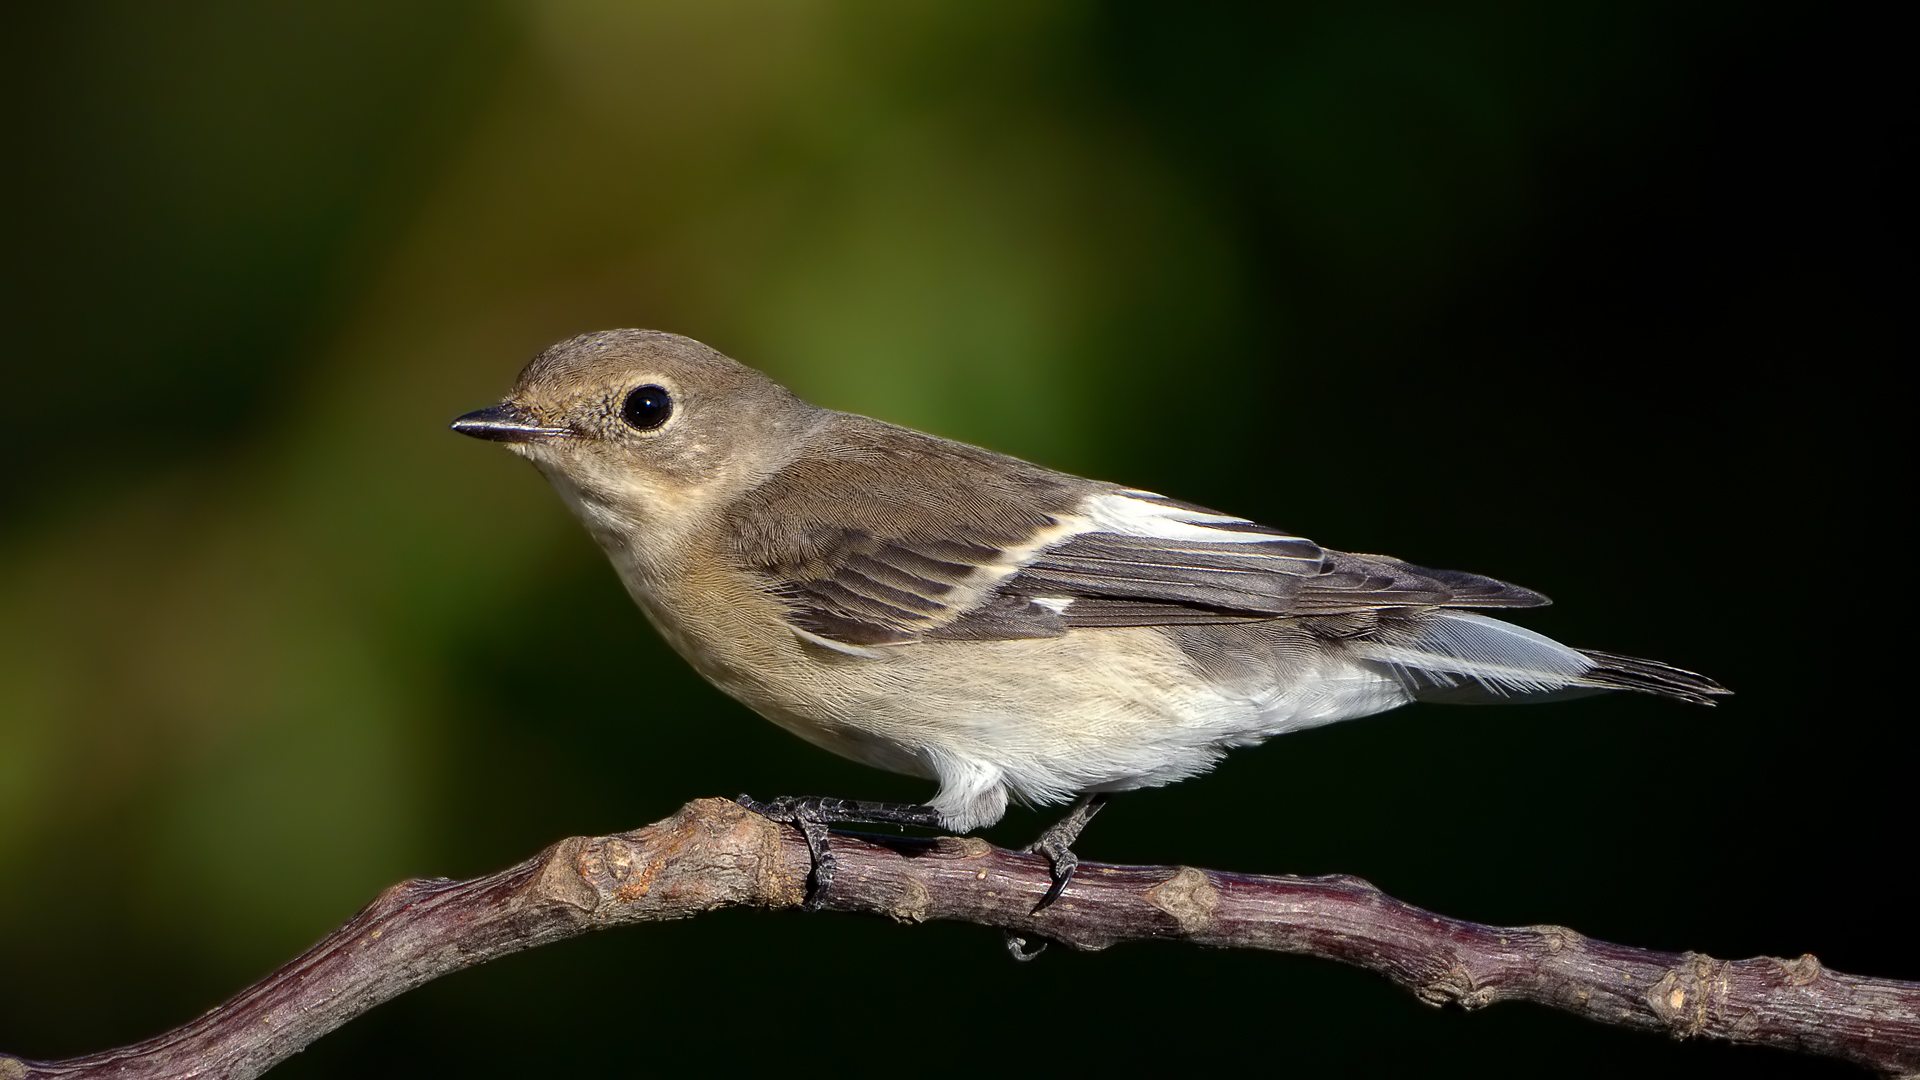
[3, 798, 1915, 1079]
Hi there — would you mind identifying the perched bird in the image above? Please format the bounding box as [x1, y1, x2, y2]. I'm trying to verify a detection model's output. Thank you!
[453, 329, 1725, 904]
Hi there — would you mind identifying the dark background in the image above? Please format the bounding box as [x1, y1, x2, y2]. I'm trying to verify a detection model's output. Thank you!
[0, 2, 1905, 1077]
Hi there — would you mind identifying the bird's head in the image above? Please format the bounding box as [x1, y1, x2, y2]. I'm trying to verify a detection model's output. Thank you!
[453, 329, 816, 549]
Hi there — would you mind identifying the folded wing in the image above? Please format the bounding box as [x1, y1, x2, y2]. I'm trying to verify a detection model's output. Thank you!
[724, 419, 1549, 651]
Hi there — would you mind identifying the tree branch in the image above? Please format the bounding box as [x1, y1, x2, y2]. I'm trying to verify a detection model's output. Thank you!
[4, 798, 1914, 1079]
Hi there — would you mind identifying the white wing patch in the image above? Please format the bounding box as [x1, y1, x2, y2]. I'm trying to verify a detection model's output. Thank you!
[1086, 490, 1308, 545]
[789, 623, 890, 659]
[776, 486, 1316, 651]
[952, 489, 1309, 604]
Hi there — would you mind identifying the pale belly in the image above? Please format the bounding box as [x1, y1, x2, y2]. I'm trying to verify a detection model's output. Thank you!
[632, 570, 1412, 830]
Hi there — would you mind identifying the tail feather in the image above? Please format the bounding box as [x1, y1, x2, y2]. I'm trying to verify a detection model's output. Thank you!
[1575, 649, 1729, 706]
[1352, 611, 1728, 706]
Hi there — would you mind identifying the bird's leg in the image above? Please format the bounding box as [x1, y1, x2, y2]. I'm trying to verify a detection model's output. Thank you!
[1026, 793, 1109, 911]
[735, 795, 944, 911]
[1004, 793, 1112, 960]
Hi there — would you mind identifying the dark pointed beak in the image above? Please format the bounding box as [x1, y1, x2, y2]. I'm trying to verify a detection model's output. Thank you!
[451, 403, 572, 443]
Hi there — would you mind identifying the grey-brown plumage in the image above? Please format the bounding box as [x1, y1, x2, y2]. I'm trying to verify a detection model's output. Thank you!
[453, 329, 1727, 833]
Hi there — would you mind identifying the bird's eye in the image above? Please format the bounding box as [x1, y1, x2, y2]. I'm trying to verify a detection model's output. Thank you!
[621, 384, 673, 431]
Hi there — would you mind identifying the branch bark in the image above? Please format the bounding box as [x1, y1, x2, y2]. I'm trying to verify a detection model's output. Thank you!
[4, 798, 1914, 1079]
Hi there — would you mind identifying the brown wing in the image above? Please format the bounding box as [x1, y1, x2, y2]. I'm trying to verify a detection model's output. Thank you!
[723, 416, 1547, 650]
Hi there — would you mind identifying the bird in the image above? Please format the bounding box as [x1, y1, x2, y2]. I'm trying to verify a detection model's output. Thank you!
[452, 329, 1725, 908]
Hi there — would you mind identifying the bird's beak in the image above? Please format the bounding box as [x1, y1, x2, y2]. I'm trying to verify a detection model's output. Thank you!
[451, 403, 572, 444]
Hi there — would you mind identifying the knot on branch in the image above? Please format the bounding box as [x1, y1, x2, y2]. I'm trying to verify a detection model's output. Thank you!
[1147, 867, 1219, 934]
[885, 876, 935, 923]
[1647, 951, 1727, 1039]
[1775, 953, 1823, 986]
[1416, 964, 1494, 1010]
[537, 798, 805, 921]
[1522, 924, 1586, 954]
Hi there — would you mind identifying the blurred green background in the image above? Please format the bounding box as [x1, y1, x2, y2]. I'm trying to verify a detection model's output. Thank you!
[0, 2, 1904, 1077]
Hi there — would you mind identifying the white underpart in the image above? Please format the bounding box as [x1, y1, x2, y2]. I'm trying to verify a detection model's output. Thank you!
[913, 632, 1421, 831]
[922, 613, 1611, 829]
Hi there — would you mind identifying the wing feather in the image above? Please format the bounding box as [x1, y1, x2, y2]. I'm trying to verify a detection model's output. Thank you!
[725, 417, 1549, 650]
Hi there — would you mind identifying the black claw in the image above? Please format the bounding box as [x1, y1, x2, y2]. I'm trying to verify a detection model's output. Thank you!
[793, 814, 835, 911]
[1023, 793, 1109, 914]
[1033, 845, 1079, 912]
[735, 794, 943, 910]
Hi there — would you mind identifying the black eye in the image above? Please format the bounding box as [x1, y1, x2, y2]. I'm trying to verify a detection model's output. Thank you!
[621, 384, 673, 431]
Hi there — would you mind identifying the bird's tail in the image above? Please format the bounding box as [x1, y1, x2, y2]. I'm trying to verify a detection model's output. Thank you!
[1568, 649, 1729, 705]
[1352, 611, 1728, 706]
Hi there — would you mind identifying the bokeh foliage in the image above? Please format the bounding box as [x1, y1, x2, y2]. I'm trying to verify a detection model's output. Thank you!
[0, 2, 1902, 1077]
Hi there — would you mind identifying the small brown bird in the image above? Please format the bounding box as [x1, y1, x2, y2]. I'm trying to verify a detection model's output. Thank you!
[453, 329, 1724, 905]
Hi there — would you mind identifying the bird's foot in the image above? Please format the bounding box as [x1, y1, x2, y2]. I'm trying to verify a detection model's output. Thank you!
[735, 795, 943, 911]
[1023, 792, 1109, 913]
[1002, 793, 1113, 960]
